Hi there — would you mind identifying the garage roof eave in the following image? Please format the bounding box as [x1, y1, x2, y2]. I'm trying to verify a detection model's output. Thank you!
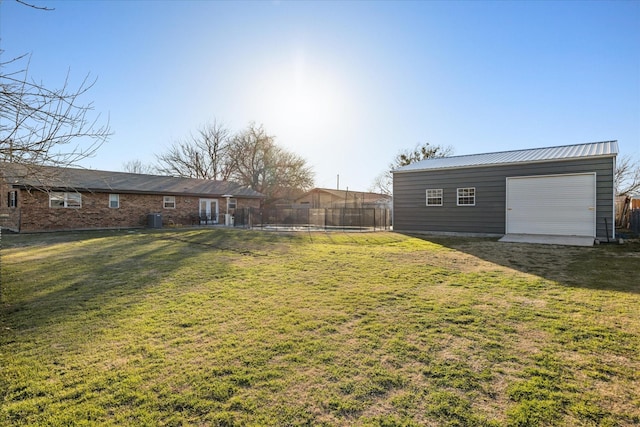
[393, 140, 618, 173]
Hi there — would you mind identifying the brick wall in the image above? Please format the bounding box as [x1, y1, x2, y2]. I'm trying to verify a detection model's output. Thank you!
[0, 178, 19, 231]
[12, 189, 262, 232]
[0, 208, 20, 232]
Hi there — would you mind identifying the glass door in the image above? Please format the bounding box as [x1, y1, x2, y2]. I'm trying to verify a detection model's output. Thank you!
[199, 199, 219, 224]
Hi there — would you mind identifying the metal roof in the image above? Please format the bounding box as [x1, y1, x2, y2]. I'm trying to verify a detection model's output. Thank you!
[393, 141, 618, 173]
[1, 163, 265, 198]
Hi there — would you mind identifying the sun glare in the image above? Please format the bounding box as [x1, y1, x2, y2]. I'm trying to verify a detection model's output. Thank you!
[273, 51, 343, 131]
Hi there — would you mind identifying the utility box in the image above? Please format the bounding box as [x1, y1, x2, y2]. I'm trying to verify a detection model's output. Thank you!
[147, 213, 162, 229]
[225, 214, 234, 226]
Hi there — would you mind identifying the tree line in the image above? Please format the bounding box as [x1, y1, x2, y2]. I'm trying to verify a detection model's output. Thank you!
[123, 121, 315, 205]
[130, 123, 460, 202]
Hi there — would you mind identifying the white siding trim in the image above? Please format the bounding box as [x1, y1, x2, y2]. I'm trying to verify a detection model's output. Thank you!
[612, 157, 616, 239]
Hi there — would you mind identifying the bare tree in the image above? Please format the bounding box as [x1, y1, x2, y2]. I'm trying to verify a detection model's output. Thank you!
[370, 142, 453, 195]
[369, 170, 393, 196]
[616, 154, 640, 196]
[227, 123, 314, 203]
[395, 142, 454, 167]
[269, 147, 315, 201]
[0, 51, 111, 169]
[154, 121, 314, 202]
[122, 159, 155, 175]
[155, 121, 232, 180]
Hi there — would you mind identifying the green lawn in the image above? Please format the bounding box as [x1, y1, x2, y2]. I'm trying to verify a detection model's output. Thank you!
[1, 229, 639, 426]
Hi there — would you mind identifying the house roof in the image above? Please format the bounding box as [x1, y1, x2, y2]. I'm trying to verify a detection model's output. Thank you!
[1, 163, 265, 198]
[296, 188, 392, 202]
[393, 141, 618, 173]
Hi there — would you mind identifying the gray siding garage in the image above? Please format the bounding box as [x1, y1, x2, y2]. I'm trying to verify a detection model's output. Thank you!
[392, 141, 617, 241]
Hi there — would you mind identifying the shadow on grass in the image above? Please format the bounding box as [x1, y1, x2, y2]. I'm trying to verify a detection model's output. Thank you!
[0, 229, 245, 333]
[405, 233, 640, 294]
[2, 228, 639, 425]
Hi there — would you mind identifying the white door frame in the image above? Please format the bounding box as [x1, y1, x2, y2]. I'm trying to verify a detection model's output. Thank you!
[199, 198, 219, 224]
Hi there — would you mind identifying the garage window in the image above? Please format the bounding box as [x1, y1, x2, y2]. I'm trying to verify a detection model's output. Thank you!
[426, 189, 443, 206]
[457, 187, 475, 206]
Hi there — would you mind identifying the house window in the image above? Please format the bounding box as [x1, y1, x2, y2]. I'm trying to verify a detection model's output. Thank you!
[457, 187, 476, 206]
[8, 191, 17, 208]
[163, 196, 176, 209]
[228, 198, 237, 209]
[50, 192, 82, 208]
[109, 194, 120, 208]
[426, 189, 443, 206]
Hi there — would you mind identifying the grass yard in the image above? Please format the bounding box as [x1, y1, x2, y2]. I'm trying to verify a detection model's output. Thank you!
[1, 228, 639, 426]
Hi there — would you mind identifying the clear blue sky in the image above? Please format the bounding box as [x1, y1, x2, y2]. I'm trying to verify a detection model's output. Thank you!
[2, 0, 639, 191]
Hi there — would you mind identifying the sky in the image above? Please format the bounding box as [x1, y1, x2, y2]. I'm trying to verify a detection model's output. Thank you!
[1, 0, 639, 191]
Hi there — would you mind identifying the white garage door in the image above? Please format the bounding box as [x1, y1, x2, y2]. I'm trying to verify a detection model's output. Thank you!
[506, 173, 596, 237]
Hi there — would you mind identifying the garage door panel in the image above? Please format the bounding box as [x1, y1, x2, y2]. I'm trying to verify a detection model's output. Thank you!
[506, 174, 595, 236]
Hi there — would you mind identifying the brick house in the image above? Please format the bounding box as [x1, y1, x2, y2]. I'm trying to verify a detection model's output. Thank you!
[0, 163, 264, 232]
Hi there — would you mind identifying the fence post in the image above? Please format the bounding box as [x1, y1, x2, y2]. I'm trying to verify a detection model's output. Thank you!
[632, 210, 640, 235]
[0, 227, 3, 302]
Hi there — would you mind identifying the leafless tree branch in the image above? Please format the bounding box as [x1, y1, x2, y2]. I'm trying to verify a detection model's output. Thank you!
[1, 51, 111, 170]
[226, 123, 314, 203]
[154, 120, 232, 180]
[370, 142, 454, 195]
[122, 159, 155, 175]
[154, 121, 314, 204]
[16, 0, 55, 11]
[616, 154, 640, 196]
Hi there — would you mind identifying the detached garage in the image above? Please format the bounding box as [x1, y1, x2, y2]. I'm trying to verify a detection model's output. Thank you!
[392, 141, 618, 244]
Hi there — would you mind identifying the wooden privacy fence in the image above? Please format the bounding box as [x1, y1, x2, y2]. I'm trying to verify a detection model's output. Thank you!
[233, 207, 392, 231]
[616, 196, 640, 229]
